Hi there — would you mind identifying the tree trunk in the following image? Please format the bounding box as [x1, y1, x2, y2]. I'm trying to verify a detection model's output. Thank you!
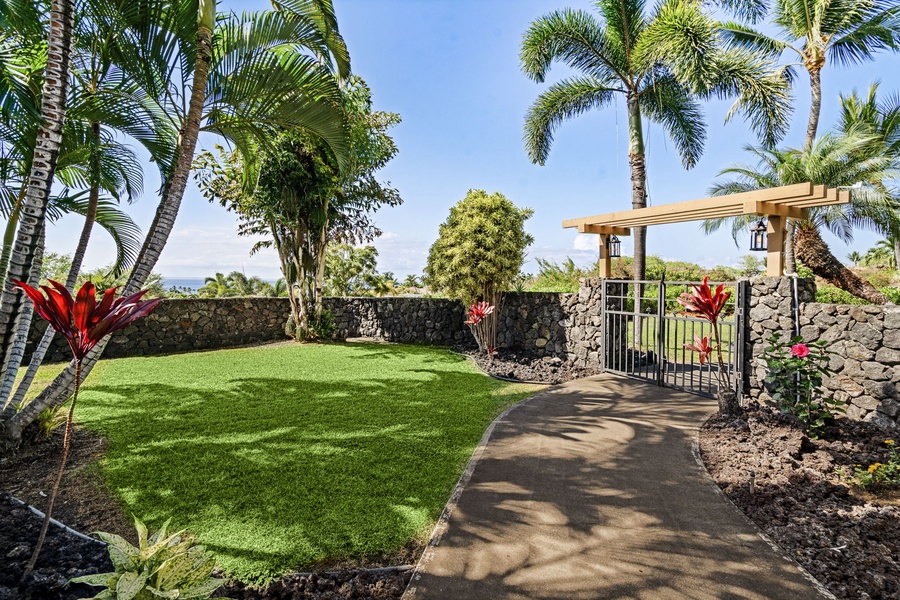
[1, 3, 216, 447]
[0, 0, 74, 364]
[626, 93, 647, 282]
[795, 226, 889, 304]
[805, 66, 822, 151]
[6, 122, 101, 410]
[0, 229, 44, 410]
[893, 237, 900, 272]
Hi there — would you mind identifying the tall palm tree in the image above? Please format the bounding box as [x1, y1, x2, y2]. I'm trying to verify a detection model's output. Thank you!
[847, 250, 863, 266]
[520, 0, 792, 281]
[721, 0, 900, 151]
[720, 0, 900, 273]
[838, 83, 900, 267]
[3, 0, 353, 446]
[705, 132, 900, 303]
[0, 0, 75, 360]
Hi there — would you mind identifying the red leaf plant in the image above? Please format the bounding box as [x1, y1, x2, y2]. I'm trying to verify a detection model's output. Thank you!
[676, 277, 736, 411]
[684, 335, 716, 366]
[12, 280, 160, 577]
[464, 301, 496, 358]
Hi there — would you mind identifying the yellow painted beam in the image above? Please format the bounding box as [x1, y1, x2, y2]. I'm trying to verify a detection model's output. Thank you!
[578, 224, 632, 236]
[742, 200, 808, 219]
[766, 215, 785, 277]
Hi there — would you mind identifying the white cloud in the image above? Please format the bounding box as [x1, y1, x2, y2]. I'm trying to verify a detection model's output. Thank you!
[573, 234, 597, 252]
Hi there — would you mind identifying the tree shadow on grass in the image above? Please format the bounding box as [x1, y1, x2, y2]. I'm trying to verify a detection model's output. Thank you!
[76, 366, 524, 583]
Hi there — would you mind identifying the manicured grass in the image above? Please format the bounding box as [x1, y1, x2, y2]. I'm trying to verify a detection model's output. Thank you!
[71, 343, 540, 583]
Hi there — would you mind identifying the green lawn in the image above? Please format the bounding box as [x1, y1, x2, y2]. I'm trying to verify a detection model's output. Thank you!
[68, 342, 540, 583]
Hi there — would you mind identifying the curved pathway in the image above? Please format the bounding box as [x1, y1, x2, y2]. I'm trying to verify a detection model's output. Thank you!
[404, 374, 829, 600]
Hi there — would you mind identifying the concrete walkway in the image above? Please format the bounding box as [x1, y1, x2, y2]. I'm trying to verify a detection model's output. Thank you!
[404, 374, 829, 600]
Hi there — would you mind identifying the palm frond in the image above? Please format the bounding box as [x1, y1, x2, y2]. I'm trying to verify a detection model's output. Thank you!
[638, 72, 705, 168]
[523, 77, 619, 165]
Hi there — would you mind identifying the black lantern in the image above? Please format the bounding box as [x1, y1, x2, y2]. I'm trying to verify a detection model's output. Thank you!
[749, 219, 767, 252]
[607, 235, 621, 258]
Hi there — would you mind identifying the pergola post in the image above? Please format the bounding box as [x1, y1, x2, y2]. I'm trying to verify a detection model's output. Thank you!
[598, 234, 611, 278]
[766, 215, 786, 276]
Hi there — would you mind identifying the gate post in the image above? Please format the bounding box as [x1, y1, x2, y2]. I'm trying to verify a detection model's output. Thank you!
[656, 281, 666, 387]
[600, 279, 607, 373]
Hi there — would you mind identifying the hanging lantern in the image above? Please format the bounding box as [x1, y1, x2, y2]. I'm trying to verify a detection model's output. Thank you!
[749, 219, 767, 252]
[607, 235, 621, 258]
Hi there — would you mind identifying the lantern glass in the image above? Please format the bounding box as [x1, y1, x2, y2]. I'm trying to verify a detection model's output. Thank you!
[749, 219, 767, 252]
[607, 235, 621, 258]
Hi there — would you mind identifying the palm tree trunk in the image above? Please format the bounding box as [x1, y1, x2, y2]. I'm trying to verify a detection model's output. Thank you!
[626, 93, 647, 282]
[6, 122, 102, 410]
[0, 187, 28, 282]
[805, 66, 822, 150]
[795, 226, 888, 304]
[0, 0, 74, 362]
[0, 229, 44, 410]
[1, 2, 216, 448]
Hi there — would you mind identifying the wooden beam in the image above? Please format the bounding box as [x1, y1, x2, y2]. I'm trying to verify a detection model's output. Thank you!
[598, 234, 611, 278]
[578, 224, 632, 236]
[766, 215, 785, 277]
[562, 182, 814, 229]
[742, 200, 809, 219]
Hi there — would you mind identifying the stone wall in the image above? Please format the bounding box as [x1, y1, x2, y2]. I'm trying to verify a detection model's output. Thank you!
[324, 297, 471, 346]
[745, 276, 899, 429]
[28, 297, 293, 364]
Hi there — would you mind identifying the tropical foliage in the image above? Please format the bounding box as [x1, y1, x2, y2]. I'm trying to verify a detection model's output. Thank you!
[196, 76, 401, 340]
[520, 0, 792, 281]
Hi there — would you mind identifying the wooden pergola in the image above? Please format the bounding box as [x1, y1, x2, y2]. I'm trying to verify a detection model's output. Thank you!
[562, 182, 851, 278]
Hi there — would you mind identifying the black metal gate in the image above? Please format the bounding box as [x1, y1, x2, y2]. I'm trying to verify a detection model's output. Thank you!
[601, 279, 747, 397]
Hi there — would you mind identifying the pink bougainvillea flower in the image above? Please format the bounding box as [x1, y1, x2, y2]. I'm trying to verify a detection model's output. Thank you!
[791, 343, 810, 358]
[13, 279, 162, 361]
[684, 335, 717, 365]
[464, 301, 495, 325]
[676, 276, 731, 325]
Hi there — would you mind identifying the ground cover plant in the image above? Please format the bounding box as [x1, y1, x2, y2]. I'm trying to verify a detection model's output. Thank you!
[61, 342, 540, 584]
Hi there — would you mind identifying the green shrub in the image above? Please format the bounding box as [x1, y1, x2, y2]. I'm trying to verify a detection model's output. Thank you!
[72, 518, 221, 600]
[854, 439, 900, 488]
[311, 309, 336, 339]
[815, 284, 900, 305]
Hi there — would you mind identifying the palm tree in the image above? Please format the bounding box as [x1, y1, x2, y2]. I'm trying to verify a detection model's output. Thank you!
[720, 0, 900, 273]
[705, 132, 900, 303]
[839, 83, 900, 268]
[3, 0, 353, 446]
[847, 250, 863, 266]
[864, 239, 897, 269]
[198, 272, 236, 297]
[520, 0, 792, 281]
[721, 0, 900, 151]
[0, 0, 75, 359]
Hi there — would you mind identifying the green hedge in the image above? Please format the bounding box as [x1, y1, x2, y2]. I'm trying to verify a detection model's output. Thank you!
[815, 284, 900, 305]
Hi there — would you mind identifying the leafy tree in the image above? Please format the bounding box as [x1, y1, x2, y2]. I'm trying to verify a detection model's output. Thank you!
[323, 244, 380, 296]
[528, 257, 589, 293]
[736, 254, 765, 278]
[520, 0, 792, 282]
[197, 76, 401, 339]
[426, 190, 533, 350]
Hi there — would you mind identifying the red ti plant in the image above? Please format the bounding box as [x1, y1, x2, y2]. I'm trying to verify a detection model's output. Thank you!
[676, 277, 738, 414]
[465, 301, 496, 358]
[12, 280, 161, 577]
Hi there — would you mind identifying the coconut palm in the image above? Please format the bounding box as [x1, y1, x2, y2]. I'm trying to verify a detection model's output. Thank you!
[520, 0, 792, 281]
[720, 0, 900, 151]
[847, 250, 863, 266]
[705, 132, 900, 303]
[838, 83, 900, 267]
[864, 239, 897, 268]
[2, 0, 353, 446]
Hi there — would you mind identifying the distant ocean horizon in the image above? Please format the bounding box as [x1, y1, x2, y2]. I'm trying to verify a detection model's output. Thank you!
[162, 277, 280, 292]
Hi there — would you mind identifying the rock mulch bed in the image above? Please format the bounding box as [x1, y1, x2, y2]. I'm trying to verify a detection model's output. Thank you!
[0, 493, 113, 600]
[466, 349, 600, 384]
[700, 404, 900, 600]
[0, 493, 413, 600]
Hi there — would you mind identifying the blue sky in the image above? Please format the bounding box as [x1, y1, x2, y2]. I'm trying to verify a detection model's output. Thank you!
[45, 0, 900, 279]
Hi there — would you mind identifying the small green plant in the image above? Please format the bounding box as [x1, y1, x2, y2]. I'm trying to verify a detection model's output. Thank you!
[854, 439, 900, 488]
[16, 399, 68, 441]
[759, 333, 840, 435]
[310, 309, 336, 339]
[72, 517, 221, 599]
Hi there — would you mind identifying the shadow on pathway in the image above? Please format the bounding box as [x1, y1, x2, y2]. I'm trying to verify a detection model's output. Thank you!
[403, 374, 829, 600]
